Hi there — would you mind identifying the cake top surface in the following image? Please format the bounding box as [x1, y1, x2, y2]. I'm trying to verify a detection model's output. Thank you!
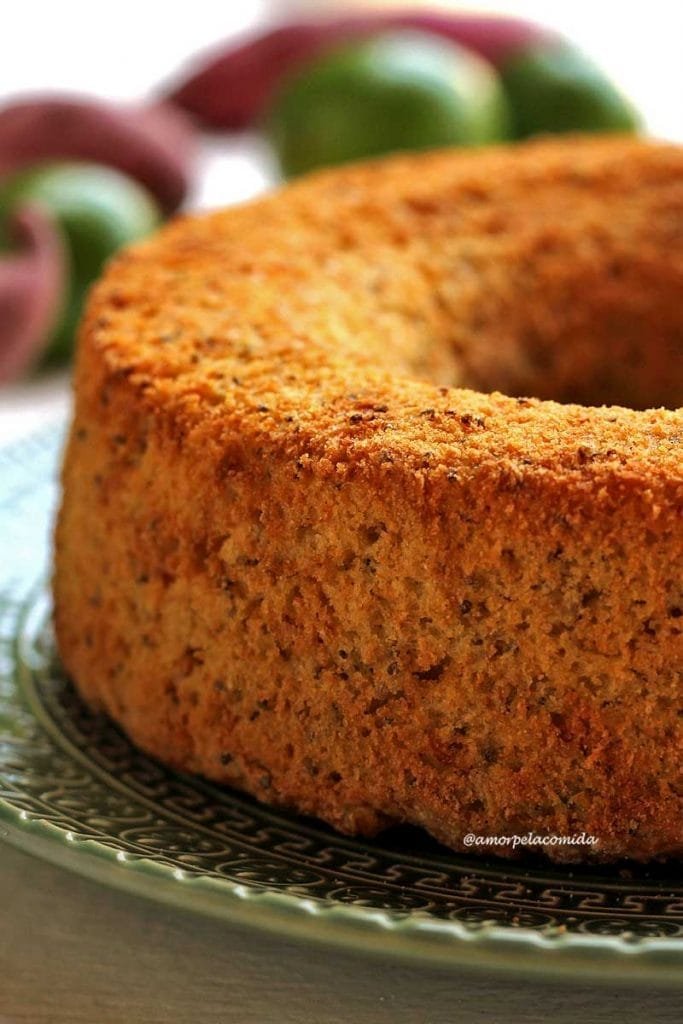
[77, 135, 683, 493]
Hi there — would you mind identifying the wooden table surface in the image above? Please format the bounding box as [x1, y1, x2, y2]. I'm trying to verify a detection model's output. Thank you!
[0, 841, 680, 1024]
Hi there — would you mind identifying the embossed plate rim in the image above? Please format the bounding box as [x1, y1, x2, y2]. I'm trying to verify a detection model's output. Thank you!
[1, 594, 681, 986]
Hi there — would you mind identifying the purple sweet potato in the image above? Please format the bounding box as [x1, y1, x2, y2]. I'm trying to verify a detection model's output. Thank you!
[167, 11, 555, 130]
[0, 205, 65, 383]
[0, 96, 198, 213]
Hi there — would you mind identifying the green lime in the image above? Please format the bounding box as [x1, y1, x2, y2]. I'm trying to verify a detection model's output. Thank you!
[500, 42, 639, 138]
[0, 162, 161, 363]
[266, 30, 511, 178]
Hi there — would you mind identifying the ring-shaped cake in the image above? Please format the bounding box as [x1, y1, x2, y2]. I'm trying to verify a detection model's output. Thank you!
[55, 137, 683, 862]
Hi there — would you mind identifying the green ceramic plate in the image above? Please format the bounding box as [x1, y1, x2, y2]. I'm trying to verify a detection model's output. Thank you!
[0, 427, 681, 984]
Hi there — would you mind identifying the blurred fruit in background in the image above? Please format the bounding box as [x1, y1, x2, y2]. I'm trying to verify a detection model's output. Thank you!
[0, 7, 641, 383]
[0, 163, 161, 367]
[0, 96, 197, 378]
[0, 97, 196, 214]
[0, 206, 65, 383]
[499, 41, 639, 137]
[169, 9, 639, 178]
[267, 30, 511, 177]
[168, 11, 550, 131]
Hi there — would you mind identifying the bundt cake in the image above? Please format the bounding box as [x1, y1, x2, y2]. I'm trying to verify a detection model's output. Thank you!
[54, 136, 683, 863]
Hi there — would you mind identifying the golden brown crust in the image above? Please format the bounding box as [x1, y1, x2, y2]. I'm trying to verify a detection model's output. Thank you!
[54, 136, 683, 862]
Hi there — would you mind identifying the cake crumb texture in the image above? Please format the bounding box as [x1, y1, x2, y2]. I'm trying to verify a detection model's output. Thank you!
[54, 136, 683, 862]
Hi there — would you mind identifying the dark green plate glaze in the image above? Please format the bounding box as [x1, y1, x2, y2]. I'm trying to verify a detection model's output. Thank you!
[0, 427, 681, 983]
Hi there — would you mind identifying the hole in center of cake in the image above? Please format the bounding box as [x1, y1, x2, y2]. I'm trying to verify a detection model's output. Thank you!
[407, 239, 683, 410]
